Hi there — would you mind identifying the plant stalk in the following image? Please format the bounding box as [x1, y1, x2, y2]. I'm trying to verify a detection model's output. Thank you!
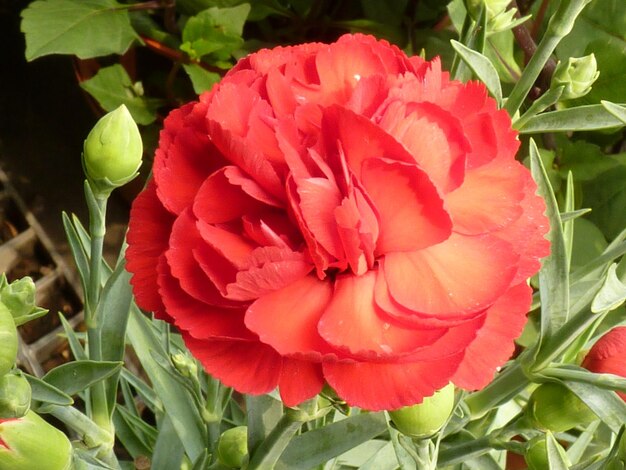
[505, 0, 592, 116]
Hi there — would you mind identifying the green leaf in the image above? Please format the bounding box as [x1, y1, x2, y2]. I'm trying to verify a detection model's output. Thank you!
[98, 255, 133, 415]
[566, 380, 626, 433]
[26, 374, 74, 406]
[62, 212, 90, 296]
[518, 104, 625, 133]
[546, 432, 571, 470]
[359, 441, 399, 470]
[181, 4, 250, 61]
[566, 421, 600, 464]
[126, 306, 207, 461]
[530, 139, 569, 339]
[602, 100, 626, 124]
[583, 163, 626, 240]
[591, 263, 626, 312]
[246, 394, 283, 455]
[151, 414, 185, 470]
[276, 413, 387, 469]
[42, 360, 122, 396]
[451, 40, 502, 105]
[113, 407, 154, 459]
[514, 87, 564, 130]
[59, 313, 88, 361]
[182, 64, 221, 94]
[21, 0, 138, 61]
[79, 64, 163, 125]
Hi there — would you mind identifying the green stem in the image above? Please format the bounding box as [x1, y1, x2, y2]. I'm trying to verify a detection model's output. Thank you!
[438, 435, 494, 467]
[414, 439, 437, 470]
[464, 362, 529, 419]
[247, 414, 304, 470]
[541, 367, 626, 393]
[45, 404, 114, 450]
[84, 183, 112, 434]
[504, 0, 592, 116]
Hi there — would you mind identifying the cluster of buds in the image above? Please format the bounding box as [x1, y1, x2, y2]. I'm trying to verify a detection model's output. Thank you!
[0, 277, 73, 469]
[551, 54, 600, 101]
[465, 0, 530, 34]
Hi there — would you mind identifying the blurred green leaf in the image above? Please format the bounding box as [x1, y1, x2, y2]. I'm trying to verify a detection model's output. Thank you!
[21, 0, 138, 61]
[80, 65, 163, 125]
[246, 394, 283, 455]
[181, 4, 250, 61]
[182, 64, 221, 94]
[566, 420, 600, 464]
[591, 263, 626, 312]
[151, 414, 185, 470]
[43, 360, 122, 397]
[583, 164, 626, 240]
[451, 40, 503, 105]
[360, 0, 408, 26]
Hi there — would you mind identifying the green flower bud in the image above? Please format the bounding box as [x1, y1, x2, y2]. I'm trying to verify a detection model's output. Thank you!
[171, 353, 198, 379]
[0, 411, 72, 470]
[0, 304, 18, 377]
[552, 54, 599, 100]
[82, 105, 143, 196]
[388, 383, 455, 439]
[217, 426, 248, 468]
[525, 435, 571, 470]
[528, 382, 597, 432]
[0, 372, 31, 419]
[464, 0, 524, 33]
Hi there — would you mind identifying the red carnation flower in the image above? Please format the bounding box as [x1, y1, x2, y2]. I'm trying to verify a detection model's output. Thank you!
[126, 34, 550, 411]
[582, 327, 626, 401]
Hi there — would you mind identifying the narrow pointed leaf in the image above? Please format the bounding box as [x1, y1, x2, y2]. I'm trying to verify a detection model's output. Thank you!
[530, 139, 569, 339]
[546, 432, 570, 470]
[42, 360, 122, 396]
[566, 380, 626, 433]
[591, 263, 626, 312]
[518, 104, 625, 133]
[451, 40, 502, 105]
[26, 374, 74, 406]
[276, 413, 387, 470]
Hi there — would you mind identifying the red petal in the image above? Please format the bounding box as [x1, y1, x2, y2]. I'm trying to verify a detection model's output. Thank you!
[157, 256, 252, 340]
[445, 157, 526, 235]
[193, 167, 270, 224]
[165, 209, 231, 306]
[279, 359, 325, 407]
[377, 100, 468, 193]
[452, 283, 531, 389]
[127, 181, 175, 316]
[361, 158, 452, 254]
[494, 171, 550, 283]
[245, 276, 333, 358]
[318, 271, 444, 358]
[323, 353, 462, 411]
[383, 233, 518, 317]
[226, 247, 313, 301]
[321, 106, 414, 180]
[196, 220, 255, 269]
[154, 103, 226, 215]
[295, 177, 344, 260]
[183, 334, 282, 395]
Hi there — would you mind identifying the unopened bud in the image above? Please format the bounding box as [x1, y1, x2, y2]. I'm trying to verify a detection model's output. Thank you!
[388, 383, 455, 439]
[0, 372, 31, 419]
[0, 411, 72, 470]
[217, 426, 248, 468]
[0, 304, 18, 376]
[83, 105, 143, 196]
[0, 276, 47, 327]
[552, 54, 599, 100]
[528, 382, 597, 432]
[525, 434, 571, 470]
[171, 353, 198, 379]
